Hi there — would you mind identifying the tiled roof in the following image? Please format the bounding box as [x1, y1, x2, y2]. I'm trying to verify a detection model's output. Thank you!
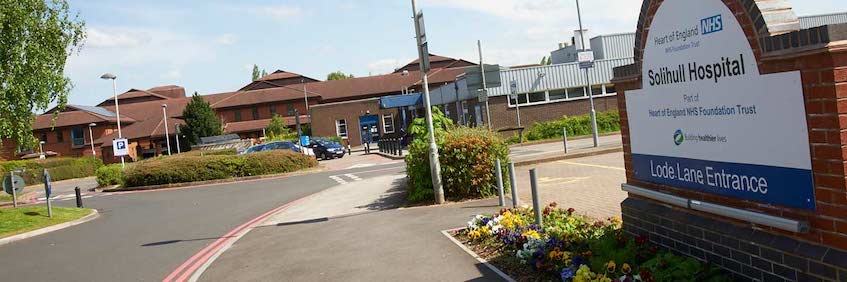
[256, 70, 304, 81]
[223, 115, 311, 134]
[95, 98, 191, 145]
[209, 86, 321, 109]
[34, 105, 136, 130]
[304, 67, 467, 103]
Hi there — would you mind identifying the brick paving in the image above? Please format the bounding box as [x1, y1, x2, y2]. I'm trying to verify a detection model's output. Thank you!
[512, 152, 626, 220]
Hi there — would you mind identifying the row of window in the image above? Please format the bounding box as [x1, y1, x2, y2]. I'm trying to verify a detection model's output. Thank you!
[334, 114, 396, 138]
[232, 104, 298, 122]
[507, 84, 617, 107]
[40, 128, 86, 147]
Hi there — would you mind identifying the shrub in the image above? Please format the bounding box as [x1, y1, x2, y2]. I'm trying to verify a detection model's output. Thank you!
[524, 111, 620, 141]
[122, 150, 317, 187]
[0, 157, 103, 185]
[178, 149, 237, 157]
[406, 126, 510, 203]
[95, 164, 123, 187]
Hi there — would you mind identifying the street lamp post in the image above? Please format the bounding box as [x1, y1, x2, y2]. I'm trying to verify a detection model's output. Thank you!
[411, 0, 445, 204]
[575, 0, 600, 147]
[38, 141, 45, 159]
[162, 104, 171, 156]
[88, 123, 97, 157]
[100, 73, 125, 167]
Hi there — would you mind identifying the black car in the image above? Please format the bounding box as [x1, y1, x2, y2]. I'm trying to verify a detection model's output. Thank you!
[308, 139, 345, 160]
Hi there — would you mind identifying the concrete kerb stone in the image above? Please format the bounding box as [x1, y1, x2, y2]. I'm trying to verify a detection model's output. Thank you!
[374, 151, 406, 160]
[441, 227, 518, 282]
[101, 166, 326, 193]
[508, 131, 622, 149]
[513, 146, 623, 167]
[0, 209, 99, 247]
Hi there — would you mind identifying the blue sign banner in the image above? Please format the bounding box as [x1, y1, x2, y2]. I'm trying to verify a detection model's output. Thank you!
[632, 154, 815, 210]
[300, 136, 310, 146]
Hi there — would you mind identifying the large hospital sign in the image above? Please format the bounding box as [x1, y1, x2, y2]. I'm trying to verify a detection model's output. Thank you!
[625, 0, 815, 210]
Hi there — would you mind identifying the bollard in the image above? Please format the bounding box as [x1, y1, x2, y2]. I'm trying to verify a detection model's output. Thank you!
[563, 126, 569, 154]
[508, 162, 519, 208]
[75, 187, 83, 208]
[399, 141, 404, 157]
[529, 168, 542, 226]
[495, 159, 505, 207]
[347, 145, 352, 156]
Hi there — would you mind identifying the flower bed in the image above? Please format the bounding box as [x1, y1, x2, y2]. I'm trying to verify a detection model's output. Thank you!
[454, 203, 729, 282]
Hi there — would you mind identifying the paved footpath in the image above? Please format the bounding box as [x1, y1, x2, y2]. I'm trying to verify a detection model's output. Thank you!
[200, 174, 505, 282]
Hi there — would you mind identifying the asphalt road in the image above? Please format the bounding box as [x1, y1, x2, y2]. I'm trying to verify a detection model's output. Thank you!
[0, 162, 404, 282]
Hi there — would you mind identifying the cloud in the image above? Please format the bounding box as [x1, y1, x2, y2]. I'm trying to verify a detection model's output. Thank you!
[215, 34, 237, 45]
[161, 69, 182, 80]
[366, 58, 410, 74]
[258, 5, 302, 20]
[86, 28, 147, 48]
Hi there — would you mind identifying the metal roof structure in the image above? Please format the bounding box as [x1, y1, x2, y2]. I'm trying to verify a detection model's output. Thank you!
[485, 57, 634, 97]
[799, 12, 847, 29]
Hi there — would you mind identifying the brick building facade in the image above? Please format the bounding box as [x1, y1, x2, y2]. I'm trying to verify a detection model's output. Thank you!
[612, 0, 847, 281]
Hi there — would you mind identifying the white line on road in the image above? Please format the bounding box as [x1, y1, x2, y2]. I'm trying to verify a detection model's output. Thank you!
[329, 176, 348, 185]
[344, 174, 362, 181]
[556, 160, 625, 171]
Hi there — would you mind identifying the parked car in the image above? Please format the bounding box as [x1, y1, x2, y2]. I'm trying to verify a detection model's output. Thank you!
[308, 138, 345, 160]
[239, 144, 266, 154]
[260, 141, 301, 153]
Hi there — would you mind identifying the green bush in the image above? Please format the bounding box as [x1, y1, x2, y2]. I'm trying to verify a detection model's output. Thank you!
[95, 164, 123, 187]
[524, 111, 620, 141]
[178, 149, 237, 157]
[122, 150, 317, 187]
[405, 111, 510, 202]
[0, 157, 103, 185]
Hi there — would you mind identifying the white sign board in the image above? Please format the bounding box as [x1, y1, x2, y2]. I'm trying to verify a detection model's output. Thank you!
[625, 0, 814, 209]
[578, 51, 595, 69]
[113, 138, 129, 157]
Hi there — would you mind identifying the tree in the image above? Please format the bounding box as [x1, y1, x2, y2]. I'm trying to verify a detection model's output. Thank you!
[0, 0, 85, 147]
[326, 71, 355, 81]
[252, 64, 261, 81]
[266, 114, 296, 140]
[179, 92, 222, 145]
[261, 69, 267, 78]
[540, 56, 547, 65]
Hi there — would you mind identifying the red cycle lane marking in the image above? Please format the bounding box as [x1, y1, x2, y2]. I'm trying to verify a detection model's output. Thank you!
[163, 194, 316, 282]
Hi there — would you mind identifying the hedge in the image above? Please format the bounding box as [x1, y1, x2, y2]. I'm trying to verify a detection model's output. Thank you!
[177, 149, 237, 157]
[406, 127, 510, 202]
[122, 150, 318, 187]
[0, 157, 104, 185]
[524, 111, 621, 141]
[95, 164, 123, 187]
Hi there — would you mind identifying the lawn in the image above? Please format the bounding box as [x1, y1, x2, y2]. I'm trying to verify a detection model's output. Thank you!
[0, 206, 94, 238]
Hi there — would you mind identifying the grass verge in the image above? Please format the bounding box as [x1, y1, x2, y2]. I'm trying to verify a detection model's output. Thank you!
[0, 206, 93, 238]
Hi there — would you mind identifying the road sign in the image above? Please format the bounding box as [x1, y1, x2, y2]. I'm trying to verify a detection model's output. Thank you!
[43, 169, 52, 197]
[300, 136, 310, 147]
[578, 50, 595, 69]
[3, 174, 24, 195]
[113, 138, 129, 157]
[465, 64, 502, 89]
[510, 80, 518, 95]
[477, 89, 488, 103]
[414, 11, 431, 73]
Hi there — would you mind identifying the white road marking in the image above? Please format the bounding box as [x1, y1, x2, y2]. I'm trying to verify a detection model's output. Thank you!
[346, 163, 376, 169]
[344, 174, 362, 181]
[329, 176, 348, 185]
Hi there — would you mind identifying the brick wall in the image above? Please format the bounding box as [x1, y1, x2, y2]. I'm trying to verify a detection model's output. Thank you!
[614, 0, 847, 280]
[486, 95, 618, 131]
[310, 99, 400, 147]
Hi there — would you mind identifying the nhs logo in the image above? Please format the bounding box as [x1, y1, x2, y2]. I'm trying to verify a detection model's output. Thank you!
[700, 15, 723, 35]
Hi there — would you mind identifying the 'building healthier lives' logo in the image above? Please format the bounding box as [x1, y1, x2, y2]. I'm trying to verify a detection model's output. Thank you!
[674, 129, 685, 145]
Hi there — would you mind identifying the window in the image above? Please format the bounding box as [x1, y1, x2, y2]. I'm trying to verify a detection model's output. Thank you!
[382, 114, 395, 134]
[270, 104, 277, 116]
[461, 101, 469, 125]
[528, 92, 546, 103]
[592, 85, 603, 96]
[335, 119, 348, 138]
[234, 111, 242, 122]
[56, 130, 64, 143]
[508, 94, 529, 106]
[567, 87, 586, 99]
[252, 107, 260, 120]
[605, 84, 617, 94]
[40, 133, 47, 143]
[71, 128, 85, 146]
[549, 89, 567, 101]
[287, 104, 296, 116]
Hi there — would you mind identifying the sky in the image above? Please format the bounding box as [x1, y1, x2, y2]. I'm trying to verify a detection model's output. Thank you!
[62, 0, 847, 107]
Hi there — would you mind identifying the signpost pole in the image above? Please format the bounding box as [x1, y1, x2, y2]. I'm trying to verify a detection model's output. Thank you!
[44, 169, 52, 218]
[10, 171, 17, 208]
[478, 40, 492, 130]
[411, 0, 444, 204]
[576, 0, 600, 147]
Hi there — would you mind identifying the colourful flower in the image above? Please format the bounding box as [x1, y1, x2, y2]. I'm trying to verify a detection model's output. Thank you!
[621, 263, 632, 275]
[605, 260, 616, 273]
[522, 229, 541, 240]
[560, 266, 576, 280]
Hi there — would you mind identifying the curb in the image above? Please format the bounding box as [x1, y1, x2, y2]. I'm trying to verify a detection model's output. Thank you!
[441, 228, 517, 282]
[507, 132, 621, 148]
[0, 209, 99, 247]
[373, 151, 406, 160]
[103, 166, 325, 193]
[513, 146, 623, 167]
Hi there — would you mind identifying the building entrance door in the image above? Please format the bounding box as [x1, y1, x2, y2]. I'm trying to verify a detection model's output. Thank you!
[358, 114, 380, 144]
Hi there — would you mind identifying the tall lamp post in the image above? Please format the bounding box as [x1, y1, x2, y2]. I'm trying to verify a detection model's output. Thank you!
[162, 104, 172, 156]
[411, 0, 445, 204]
[575, 0, 600, 147]
[38, 141, 45, 159]
[88, 123, 97, 157]
[100, 73, 125, 167]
